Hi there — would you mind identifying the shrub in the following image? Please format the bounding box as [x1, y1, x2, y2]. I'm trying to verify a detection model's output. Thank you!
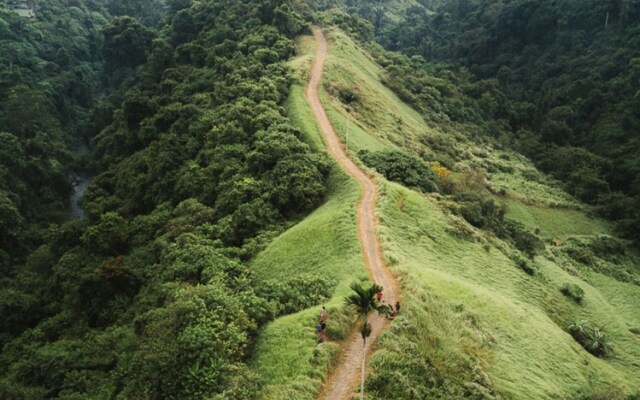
[504, 220, 543, 258]
[560, 283, 585, 304]
[454, 192, 543, 258]
[588, 235, 626, 262]
[514, 255, 536, 275]
[359, 150, 438, 193]
[259, 274, 334, 316]
[567, 320, 613, 357]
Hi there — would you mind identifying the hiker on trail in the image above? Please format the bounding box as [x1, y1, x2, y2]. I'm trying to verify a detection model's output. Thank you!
[386, 303, 395, 319]
[316, 321, 324, 343]
[320, 306, 327, 322]
[375, 290, 383, 303]
[395, 301, 401, 314]
[316, 320, 327, 343]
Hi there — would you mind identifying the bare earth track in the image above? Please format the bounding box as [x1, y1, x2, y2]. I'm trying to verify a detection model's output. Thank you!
[306, 28, 400, 400]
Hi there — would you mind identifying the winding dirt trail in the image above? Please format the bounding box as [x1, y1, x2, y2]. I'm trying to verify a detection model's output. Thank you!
[306, 28, 400, 400]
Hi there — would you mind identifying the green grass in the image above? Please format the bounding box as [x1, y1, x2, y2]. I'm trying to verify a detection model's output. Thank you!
[504, 199, 611, 240]
[315, 28, 640, 398]
[252, 28, 640, 399]
[250, 34, 367, 399]
[321, 28, 438, 154]
[374, 182, 640, 399]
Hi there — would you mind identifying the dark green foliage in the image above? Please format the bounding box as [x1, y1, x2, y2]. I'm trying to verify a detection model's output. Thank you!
[335, 0, 640, 243]
[0, 1, 330, 398]
[0, 0, 108, 262]
[558, 237, 640, 285]
[102, 16, 154, 70]
[105, 0, 167, 27]
[359, 150, 437, 193]
[454, 191, 543, 258]
[561, 283, 585, 304]
[514, 255, 536, 276]
[534, 146, 611, 203]
[260, 274, 334, 316]
[567, 320, 613, 358]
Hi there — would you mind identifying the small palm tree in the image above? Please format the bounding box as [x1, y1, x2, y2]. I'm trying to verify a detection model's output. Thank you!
[344, 282, 388, 400]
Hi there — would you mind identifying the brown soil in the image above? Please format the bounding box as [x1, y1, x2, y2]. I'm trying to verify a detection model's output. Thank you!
[306, 28, 400, 400]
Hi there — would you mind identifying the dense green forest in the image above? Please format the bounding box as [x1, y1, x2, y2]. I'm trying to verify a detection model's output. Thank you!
[2, 0, 640, 398]
[0, 0, 108, 268]
[312, 0, 640, 242]
[0, 0, 333, 398]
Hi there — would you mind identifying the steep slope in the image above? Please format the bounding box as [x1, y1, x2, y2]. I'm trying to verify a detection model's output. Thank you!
[306, 28, 398, 400]
[252, 27, 640, 400]
[250, 34, 365, 400]
[321, 28, 640, 399]
[0, 2, 332, 398]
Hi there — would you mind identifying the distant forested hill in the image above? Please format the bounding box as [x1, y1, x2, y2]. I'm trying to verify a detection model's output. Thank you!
[0, 0, 109, 268]
[1, 1, 332, 398]
[314, 0, 640, 242]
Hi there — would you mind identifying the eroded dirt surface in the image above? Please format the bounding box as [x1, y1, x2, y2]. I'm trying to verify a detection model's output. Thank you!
[306, 28, 400, 400]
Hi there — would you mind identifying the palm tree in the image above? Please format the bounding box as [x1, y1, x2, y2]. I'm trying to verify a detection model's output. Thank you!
[344, 282, 388, 400]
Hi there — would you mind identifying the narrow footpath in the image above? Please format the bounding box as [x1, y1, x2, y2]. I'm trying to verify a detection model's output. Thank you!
[306, 28, 400, 400]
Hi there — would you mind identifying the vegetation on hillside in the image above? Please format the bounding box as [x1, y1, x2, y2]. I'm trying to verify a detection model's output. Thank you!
[290, 16, 640, 400]
[314, 0, 640, 243]
[2, 0, 640, 399]
[0, 0, 333, 398]
[0, 0, 109, 269]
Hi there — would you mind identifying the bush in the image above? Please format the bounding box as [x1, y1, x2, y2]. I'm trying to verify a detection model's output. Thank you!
[567, 320, 613, 357]
[454, 192, 542, 258]
[359, 150, 438, 193]
[259, 274, 334, 316]
[560, 282, 585, 304]
[504, 220, 544, 258]
[514, 255, 536, 275]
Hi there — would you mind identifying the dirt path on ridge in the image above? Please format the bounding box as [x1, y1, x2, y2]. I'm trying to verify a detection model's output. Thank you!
[306, 28, 400, 400]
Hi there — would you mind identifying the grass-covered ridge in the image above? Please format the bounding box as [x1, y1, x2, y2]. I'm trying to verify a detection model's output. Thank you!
[250, 33, 367, 400]
[312, 27, 640, 399]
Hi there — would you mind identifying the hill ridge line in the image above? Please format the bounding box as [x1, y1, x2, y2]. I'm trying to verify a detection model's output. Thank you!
[306, 28, 400, 400]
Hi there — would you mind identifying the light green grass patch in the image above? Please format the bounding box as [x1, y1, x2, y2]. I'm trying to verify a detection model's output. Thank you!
[321, 28, 439, 155]
[251, 35, 367, 399]
[490, 170, 579, 208]
[504, 199, 611, 239]
[374, 180, 640, 398]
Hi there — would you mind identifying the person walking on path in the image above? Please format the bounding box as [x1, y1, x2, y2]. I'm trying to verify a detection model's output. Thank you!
[375, 290, 383, 303]
[316, 320, 328, 343]
[320, 306, 327, 322]
[316, 321, 324, 343]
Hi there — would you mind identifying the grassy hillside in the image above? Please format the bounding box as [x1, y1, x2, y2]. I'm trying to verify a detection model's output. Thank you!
[320, 28, 640, 399]
[250, 35, 367, 399]
[254, 27, 640, 399]
[373, 182, 640, 399]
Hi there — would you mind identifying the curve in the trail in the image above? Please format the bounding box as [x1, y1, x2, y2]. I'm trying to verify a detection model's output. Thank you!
[306, 28, 400, 400]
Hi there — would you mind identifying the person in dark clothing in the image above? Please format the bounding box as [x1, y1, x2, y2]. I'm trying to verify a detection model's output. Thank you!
[316, 321, 324, 343]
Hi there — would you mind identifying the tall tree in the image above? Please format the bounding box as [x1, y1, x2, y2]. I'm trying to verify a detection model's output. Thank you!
[344, 282, 388, 400]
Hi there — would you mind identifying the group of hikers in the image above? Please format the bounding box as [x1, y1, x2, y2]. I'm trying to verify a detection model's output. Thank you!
[316, 288, 400, 343]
